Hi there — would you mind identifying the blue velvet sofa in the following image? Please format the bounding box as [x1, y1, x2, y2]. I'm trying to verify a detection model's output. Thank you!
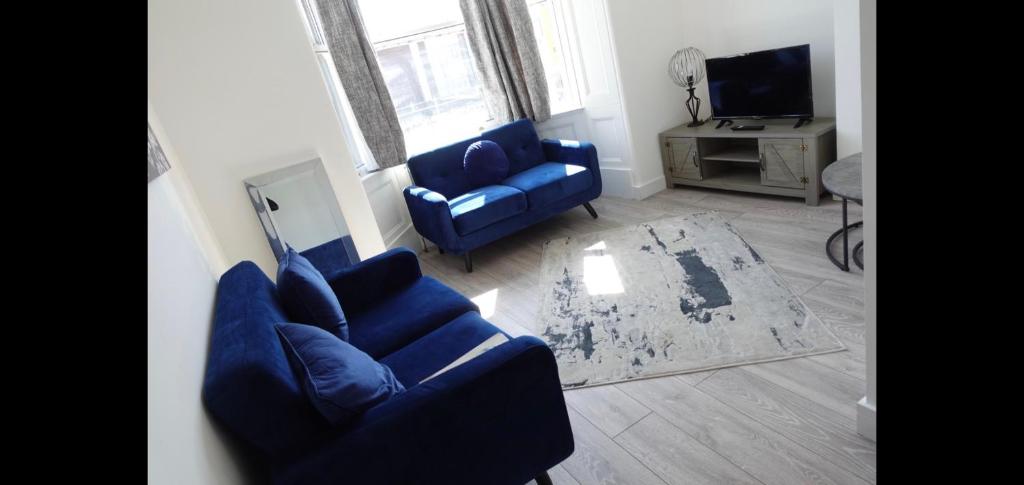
[404, 119, 602, 272]
[202, 247, 574, 485]
[297, 235, 359, 274]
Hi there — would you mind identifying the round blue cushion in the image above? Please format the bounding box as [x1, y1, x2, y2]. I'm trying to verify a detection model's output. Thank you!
[463, 140, 510, 188]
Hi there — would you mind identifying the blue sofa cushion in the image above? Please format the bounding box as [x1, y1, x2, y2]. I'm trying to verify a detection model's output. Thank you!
[277, 248, 349, 341]
[463, 140, 510, 189]
[380, 311, 508, 386]
[448, 185, 527, 236]
[408, 136, 483, 200]
[347, 276, 479, 358]
[501, 162, 593, 209]
[482, 118, 545, 176]
[275, 322, 405, 426]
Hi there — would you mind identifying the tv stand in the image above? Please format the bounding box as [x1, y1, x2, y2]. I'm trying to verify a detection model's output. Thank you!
[715, 119, 733, 129]
[658, 117, 836, 205]
[793, 117, 813, 129]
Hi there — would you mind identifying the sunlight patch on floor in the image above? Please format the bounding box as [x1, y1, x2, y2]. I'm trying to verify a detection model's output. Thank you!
[470, 288, 499, 318]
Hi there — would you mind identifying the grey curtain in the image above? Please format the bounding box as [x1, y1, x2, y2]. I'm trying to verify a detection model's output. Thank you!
[460, 0, 551, 123]
[315, 0, 406, 170]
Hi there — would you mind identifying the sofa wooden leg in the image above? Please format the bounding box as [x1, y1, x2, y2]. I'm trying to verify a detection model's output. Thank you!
[464, 252, 473, 273]
[583, 202, 598, 219]
[535, 471, 553, 485]
[439, 247, 444, 254]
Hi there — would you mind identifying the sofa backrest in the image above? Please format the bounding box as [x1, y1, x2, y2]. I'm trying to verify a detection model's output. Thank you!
[300, 235, 358, 275]
[202, 261, 324, 458]
[481, 118, 546, 176]
[407, 118, 545, 199]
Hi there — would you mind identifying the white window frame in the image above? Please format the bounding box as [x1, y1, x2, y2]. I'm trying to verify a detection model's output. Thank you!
[297, 0, 375, 176]
[528, 0, 584, 115]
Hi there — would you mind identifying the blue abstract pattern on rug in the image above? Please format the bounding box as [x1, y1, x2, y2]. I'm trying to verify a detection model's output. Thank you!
[537, 211, 845, 389]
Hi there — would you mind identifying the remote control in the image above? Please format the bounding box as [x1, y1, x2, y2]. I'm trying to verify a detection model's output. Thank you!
[731, 125, 765, 131]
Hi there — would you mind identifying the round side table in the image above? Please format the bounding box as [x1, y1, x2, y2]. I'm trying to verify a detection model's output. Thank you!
[822, 153, 863, 272]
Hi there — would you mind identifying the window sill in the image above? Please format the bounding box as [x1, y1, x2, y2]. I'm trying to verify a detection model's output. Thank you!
[359, 169, 381, 183]
[548, 105, 585, 119]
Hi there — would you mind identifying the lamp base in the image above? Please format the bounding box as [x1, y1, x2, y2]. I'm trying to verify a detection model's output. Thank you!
[684, 86, 703, 128]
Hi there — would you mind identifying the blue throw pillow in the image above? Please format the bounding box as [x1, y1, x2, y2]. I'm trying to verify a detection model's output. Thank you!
[276, 323, 406, 425]
[277, 247, 349, 341]
[463, 140, 510, 188]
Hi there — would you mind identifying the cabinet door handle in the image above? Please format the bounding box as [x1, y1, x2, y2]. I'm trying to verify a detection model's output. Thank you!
[692, 151, 698, 167]
[759, 152, 766, 171]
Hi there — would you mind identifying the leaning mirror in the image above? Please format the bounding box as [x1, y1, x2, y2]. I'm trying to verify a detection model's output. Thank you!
[244, 158, 359, 272]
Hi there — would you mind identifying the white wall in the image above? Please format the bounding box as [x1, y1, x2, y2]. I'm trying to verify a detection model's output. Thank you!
[147, 112, 249, 485]
[149, 175, 250, 485]
[149, 103, 256, 484]
[857, 0, 876, 442]
[148, 0, 386, 276]
[834, 0, 863, 158]
[148, 102, 230, 276]
[604, 0, 687, 197]
[679, 0, 836, 121]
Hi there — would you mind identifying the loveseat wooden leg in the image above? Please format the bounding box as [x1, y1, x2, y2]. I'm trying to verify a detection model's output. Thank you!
[464, 252, 473, 273]
[583, 202, 598, 219]
[439, 247, 444, 254]
[535, 470, 553, 485]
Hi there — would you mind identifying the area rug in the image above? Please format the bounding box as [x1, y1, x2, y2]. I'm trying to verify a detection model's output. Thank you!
[537, 211, 845, 389]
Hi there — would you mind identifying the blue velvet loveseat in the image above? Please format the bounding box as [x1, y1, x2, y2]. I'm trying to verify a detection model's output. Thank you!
[404, 119, 602, 272]
[202, 247, 574, 485]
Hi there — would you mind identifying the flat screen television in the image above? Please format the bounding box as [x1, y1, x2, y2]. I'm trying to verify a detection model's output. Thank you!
[705, 44, 813, 120]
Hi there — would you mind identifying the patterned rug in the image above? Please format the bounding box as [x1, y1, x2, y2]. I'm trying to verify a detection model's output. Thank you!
[537, 211, 845, 389]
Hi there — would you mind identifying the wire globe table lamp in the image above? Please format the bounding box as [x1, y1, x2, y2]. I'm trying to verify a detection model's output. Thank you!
[669, 47, 707, 127]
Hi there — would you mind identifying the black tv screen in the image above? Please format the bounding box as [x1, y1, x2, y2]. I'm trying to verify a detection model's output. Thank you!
[706, 44, 813, 120]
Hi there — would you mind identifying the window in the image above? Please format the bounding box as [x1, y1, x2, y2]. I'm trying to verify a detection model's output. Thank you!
[298, 0, 375, 175]
[358, 0, 490, 157]
[527, 0, 582, 114]
[298, 0, 582, 160]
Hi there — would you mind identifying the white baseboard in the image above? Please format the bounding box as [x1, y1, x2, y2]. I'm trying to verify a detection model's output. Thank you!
[596, 168, 667, 201]
[600, 167, 634, 199]
[386, 223, 421, 252]
[857, 397, 876, 442]
[633, 175, 667, 200]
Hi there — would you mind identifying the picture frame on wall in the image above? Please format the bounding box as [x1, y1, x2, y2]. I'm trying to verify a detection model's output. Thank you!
[148, 123, 171, 182]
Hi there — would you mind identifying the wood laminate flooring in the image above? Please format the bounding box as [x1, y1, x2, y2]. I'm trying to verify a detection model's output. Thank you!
[417, 187, 874, 484]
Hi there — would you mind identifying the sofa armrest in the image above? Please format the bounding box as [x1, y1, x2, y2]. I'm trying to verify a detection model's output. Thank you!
[403, 186, 460, 251]
[275, 336, 575, 485]
[322, 247, 422, 315]
[541, 139, 602, 193]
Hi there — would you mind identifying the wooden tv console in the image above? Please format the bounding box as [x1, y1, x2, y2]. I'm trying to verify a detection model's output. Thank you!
[658, 117, 837, 205]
